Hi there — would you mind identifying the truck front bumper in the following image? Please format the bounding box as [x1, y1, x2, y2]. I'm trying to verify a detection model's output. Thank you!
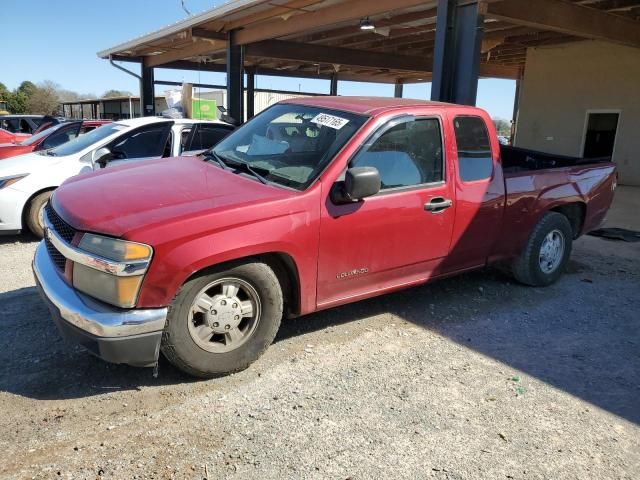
[32, 242, 167, 367]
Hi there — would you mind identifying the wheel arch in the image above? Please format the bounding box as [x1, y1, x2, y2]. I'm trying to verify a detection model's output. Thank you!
[549, 201, 586, 239]
[181, 251, 302, 318]
[21, 186, 57, 228]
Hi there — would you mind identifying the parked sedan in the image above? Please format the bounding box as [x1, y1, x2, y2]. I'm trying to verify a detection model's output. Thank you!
[0, 115, 60, 134]
[0, 117, 233, 237]
[0, 120, 110, 160]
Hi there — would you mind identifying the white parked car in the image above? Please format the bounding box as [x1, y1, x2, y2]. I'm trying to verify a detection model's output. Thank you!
[0, 117, 234, 237]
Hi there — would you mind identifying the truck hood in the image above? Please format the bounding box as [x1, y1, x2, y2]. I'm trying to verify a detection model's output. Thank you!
[52, 156, 296, 238]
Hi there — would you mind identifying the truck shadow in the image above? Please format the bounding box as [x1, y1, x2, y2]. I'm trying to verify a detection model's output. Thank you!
[0, 287, 193, 398]
[276, 259, 640, 425]
[0, 232, 38, 245]
[0, 255, 638, 425]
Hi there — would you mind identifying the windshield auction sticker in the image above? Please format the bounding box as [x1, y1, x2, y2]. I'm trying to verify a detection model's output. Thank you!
[311, 113, 349, 130]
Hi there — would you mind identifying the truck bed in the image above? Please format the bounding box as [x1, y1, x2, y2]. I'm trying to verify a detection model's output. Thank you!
[500, 145, 611, 174]
[492, 146, 617, 262]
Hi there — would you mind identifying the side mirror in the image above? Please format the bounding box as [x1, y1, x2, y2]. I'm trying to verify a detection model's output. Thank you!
[220, 113, 240, 126]
[93, 147, 112, 168]
[331, 167, 381, 204]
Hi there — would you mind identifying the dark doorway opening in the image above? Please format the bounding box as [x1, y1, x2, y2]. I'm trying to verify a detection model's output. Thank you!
[583, 112, 619, 159]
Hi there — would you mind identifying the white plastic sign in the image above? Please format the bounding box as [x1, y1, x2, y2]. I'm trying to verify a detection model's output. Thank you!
[311, 113, 349, 130]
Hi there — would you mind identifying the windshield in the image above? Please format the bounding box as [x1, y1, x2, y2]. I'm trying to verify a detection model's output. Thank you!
[48, 123, 126, 156]
[213, 104, 367, 190]
[19, 123, 68, 146]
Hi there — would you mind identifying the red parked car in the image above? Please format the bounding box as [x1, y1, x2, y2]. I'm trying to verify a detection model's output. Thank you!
[34, 97, 616, 378]
[0, 128, 30, 144]
[0, 120, 109, 160]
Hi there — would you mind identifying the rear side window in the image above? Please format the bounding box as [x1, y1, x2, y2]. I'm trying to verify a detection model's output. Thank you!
[453, 116, 493, 182]
[187, 124, 234, 151]
[110, 124, 171, 159]
[351, 117, 444, 190]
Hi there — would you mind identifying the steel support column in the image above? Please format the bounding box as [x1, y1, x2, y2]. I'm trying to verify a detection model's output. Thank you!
[431, 0, 485, 105]
[330, 74, 338, 96]
[227, 30, 244, 124]
[141, 64, 155, 116]
[510, 77, 522, 144]
[394, 81, 404, 98]
[246, 68, 256, 121]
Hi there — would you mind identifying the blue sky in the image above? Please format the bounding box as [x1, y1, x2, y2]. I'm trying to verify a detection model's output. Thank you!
[0, 0, 516, 119]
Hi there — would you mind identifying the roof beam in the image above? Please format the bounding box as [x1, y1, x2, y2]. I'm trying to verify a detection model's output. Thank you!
[301, 8, 439, 45]
[144, 38, 225, 67]
[244, 39, 521, 79]
[245, 39, 432, 72]
[223, 0, 324, 31]
[191, 28, 227, 41]
[234, 0, 437, 45]
[487, 0, 640, 48]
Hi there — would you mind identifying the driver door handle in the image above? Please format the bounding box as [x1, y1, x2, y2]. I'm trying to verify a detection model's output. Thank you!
[424, 197, 453, 213]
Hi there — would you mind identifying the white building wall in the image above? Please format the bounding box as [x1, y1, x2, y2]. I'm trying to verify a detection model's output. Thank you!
[515, 40, 640, 186]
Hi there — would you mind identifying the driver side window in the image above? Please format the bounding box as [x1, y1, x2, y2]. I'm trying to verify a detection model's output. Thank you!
[109, 124, 172, 159]
[351, 118, 444, 190]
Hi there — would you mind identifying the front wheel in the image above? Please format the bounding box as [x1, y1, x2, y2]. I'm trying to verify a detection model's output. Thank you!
[511, 212, 573, 286]
[161, 261, 283, 378]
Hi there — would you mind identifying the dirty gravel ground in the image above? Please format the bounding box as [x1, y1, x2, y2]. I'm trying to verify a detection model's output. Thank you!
[0, 223, 638, 478]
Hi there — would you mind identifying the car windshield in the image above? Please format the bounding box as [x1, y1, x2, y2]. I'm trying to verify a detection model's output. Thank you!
[19, 123, 67, 146]
[212, 104, 367, 190]
[47, 123, 126, 156]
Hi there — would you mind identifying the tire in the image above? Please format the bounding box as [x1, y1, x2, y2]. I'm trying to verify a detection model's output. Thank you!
[25, 191, 52, 238]
[511, 212, 573, 287]
[161, 261, 283, 378]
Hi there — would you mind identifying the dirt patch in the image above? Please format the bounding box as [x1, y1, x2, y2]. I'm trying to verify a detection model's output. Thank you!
[0, 235, 638, 479]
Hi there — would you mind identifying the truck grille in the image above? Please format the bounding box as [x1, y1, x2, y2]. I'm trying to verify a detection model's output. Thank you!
[44, 203, 77, 271]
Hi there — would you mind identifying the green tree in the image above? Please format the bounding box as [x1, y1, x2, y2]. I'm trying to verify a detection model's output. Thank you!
[6, 91, 28, 114]
[17, 80, 37, 98]
[493, 118, 511, 137]
[103, 89, 133, 98]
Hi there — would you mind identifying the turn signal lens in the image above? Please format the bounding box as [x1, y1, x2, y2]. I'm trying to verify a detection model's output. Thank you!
[123, 242, 153, 261]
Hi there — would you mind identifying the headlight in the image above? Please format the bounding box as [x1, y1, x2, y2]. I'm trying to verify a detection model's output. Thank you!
[72, 233, 153, 308]
[0, 174, 28, 189]
[78, 233, 152, 262]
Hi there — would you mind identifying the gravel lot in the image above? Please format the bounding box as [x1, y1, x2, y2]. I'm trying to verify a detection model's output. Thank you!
[0, 208, 638, 479]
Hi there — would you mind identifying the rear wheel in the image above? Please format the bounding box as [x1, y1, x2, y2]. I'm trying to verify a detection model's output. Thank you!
[25, 191, 52, 238]
[512, 212, 573, 286]
[161, 261, 283, 378]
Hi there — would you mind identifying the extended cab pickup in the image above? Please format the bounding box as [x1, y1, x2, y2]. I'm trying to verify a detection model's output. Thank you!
[33, 97, 617, 378]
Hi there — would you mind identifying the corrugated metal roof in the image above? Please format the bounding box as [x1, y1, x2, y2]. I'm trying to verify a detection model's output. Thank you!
[97, 0, 267, 59]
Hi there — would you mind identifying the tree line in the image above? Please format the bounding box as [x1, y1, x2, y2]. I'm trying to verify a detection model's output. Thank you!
[0, 80, 132, 116]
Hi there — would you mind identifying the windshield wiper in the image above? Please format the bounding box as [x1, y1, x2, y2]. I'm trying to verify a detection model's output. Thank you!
[205, 151, 270, 185]
[45, 151, 57, 156]
[203, 151, 229, 170]
[222, 157, 270, 185]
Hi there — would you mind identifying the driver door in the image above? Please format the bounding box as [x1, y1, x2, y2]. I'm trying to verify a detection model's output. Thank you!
[316, 115, 455, 308]
[103, 122, 173, 169]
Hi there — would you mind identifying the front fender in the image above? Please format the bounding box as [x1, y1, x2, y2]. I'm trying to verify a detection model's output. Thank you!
[136, 206, 320, 315]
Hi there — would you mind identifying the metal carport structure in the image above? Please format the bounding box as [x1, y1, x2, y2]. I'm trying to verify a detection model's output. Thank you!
[97, 0, 640, 125]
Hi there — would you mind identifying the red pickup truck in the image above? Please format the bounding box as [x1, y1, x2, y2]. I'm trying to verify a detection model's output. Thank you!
[33, 97, 616, 378]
